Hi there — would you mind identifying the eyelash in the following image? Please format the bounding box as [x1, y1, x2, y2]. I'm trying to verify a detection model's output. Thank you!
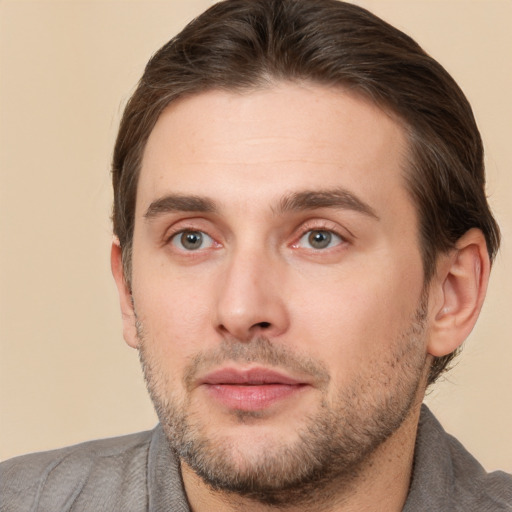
[165, 224, 220, 251]
[291, 221, 348, 251]
[164, 220, 349, 253]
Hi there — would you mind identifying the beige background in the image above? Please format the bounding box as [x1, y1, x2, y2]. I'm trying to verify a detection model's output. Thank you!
[0, 0, 511, 471]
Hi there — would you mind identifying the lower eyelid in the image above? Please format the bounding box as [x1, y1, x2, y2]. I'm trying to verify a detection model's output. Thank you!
[291, 230, 344, 250]
[169, 230, 215, 250]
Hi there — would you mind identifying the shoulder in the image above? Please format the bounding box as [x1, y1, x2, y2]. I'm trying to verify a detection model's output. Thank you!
[0, 429, 154, 512]
[445, 427, 512, 511]
[409, 405, 512, 511]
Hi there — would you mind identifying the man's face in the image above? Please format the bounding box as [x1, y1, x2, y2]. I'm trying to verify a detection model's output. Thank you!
[123, 83, 431, 501]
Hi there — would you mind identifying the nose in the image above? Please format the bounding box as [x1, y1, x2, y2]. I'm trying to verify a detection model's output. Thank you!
[215, 248, 290, 342]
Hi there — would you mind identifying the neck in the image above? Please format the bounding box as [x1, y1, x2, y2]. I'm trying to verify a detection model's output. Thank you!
[181, 401, 422, 512]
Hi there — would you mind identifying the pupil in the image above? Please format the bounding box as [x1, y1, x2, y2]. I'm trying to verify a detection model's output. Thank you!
[309, 230, 331, 249]
[182, 231, 202, 250]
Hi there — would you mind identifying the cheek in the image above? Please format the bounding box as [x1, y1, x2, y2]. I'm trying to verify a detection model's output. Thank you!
[132, 270, 216, 366]
[288, 256, 424, 371]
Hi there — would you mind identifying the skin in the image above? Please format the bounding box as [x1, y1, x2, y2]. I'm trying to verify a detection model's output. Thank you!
[112, 82, 490, 511]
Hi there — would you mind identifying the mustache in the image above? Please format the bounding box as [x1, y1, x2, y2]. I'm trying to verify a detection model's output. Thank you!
[182, 337, 331, 392]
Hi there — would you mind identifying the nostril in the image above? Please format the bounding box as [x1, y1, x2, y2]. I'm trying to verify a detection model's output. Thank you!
[257, 322, 271, 329]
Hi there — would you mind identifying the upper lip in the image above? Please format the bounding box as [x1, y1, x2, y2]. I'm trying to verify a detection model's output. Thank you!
[199, 367, 307, 386]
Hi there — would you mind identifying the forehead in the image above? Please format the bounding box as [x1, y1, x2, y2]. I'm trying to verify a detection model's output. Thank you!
[137, 82, 412, 218]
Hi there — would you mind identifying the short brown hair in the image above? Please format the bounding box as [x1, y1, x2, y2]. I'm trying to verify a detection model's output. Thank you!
[112, 0, 500, 384]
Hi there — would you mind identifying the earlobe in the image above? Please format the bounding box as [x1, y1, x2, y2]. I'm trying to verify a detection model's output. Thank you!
[111, 238, 139, 349]
[427, 228, 490, 357]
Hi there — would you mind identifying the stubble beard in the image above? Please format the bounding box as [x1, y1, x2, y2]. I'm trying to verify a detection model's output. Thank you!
[137, 298, 428, 508]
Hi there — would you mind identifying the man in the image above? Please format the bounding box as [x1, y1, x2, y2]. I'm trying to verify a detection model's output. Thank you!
[1, 0, 511, 510]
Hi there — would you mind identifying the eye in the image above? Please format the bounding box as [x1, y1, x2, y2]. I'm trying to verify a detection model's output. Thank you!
[297, 229, 343, 250]
[170, 230, 215, 251]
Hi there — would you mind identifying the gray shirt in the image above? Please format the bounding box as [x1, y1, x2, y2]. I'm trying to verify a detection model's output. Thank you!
[1, 406, 511, 511]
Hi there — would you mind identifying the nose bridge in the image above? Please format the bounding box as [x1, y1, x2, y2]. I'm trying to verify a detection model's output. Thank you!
[215, 238, 289, 341]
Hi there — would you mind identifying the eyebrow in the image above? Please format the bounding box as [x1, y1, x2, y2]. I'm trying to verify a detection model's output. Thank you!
[143, 188, 379, 221]
[276, 189, 379, 219]
[144, 194, 217, 219]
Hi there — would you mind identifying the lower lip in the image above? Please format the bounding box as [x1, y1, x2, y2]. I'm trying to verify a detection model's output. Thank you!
[204, 383, 307, 411]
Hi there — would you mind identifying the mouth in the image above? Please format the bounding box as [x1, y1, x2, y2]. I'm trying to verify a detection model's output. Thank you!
[199, 367, 310, 411]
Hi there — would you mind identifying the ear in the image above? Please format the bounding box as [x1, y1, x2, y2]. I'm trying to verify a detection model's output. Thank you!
[111, 238, 139, 349]
[427, 228, 490, 357]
